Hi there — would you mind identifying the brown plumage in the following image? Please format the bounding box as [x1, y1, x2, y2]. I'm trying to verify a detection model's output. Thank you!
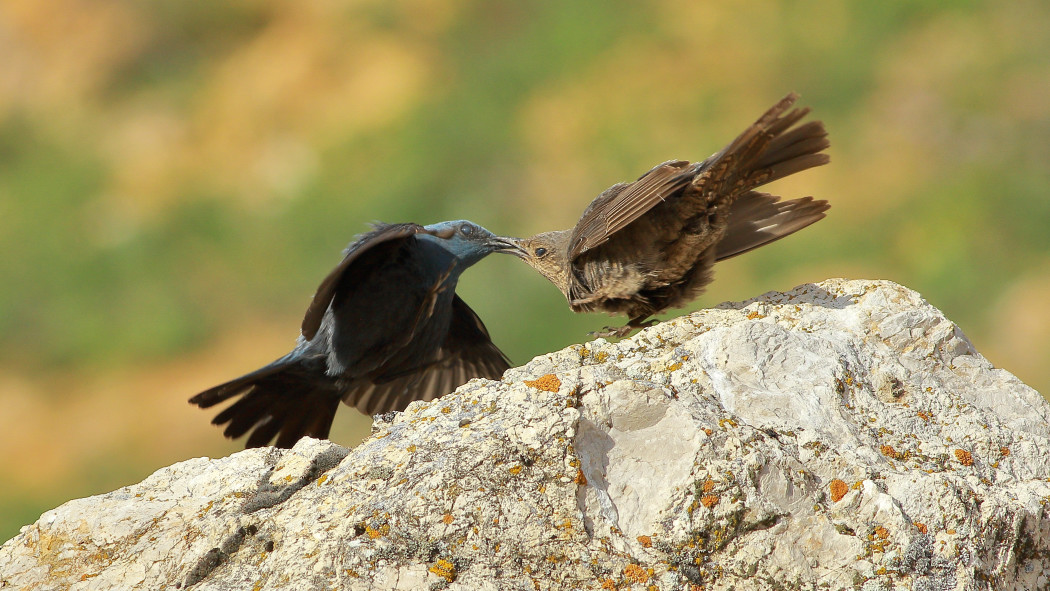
[506, 93, 830, 336]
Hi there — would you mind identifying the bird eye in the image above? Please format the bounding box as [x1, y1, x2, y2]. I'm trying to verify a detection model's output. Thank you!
[459, 224, 474, 236]
[534, 247, 547, 257]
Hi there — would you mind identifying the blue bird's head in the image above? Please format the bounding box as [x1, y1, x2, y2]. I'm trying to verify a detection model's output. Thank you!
[422, 220, 525, 267]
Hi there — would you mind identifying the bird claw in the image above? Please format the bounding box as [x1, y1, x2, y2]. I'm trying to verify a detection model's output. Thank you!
[588, 319, 658, 339]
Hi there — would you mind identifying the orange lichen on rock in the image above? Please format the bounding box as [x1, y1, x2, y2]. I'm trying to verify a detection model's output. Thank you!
[623, 564, 649, 583]
[1000, 446, 1010, 457]
[954, 449, 974, 466]
[429, 559, 456, 582]
[574, 468, 587, 485]
[701, 479, 715, 493]
[916, 411, 931, 422]
[524, 374, 561, 392]
[700, 494, 719, 508]
[829, 478, 848, 502]
[914, 522, 927, 534]
[637, 535, 652, 548]
[874, 526, 889, 539]
[442, 513, 453, 524]
[880, 444, 901, 460]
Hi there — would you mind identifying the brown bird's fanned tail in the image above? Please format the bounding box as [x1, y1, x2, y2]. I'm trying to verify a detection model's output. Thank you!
[691, 93, 829, 202]
[189, 357, 341, 448]
[753, 120, 830, 184]
[715, 192, 830, 261]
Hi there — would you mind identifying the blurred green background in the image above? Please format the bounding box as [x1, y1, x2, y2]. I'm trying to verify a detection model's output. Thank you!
[2, 0, 1049, 542]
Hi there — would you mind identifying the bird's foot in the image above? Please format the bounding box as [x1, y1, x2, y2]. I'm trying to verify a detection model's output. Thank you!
[588, 319, 658, 339]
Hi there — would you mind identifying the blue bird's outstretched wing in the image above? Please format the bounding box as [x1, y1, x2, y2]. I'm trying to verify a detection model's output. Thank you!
[343, 295, 511, 415]
[301, 223, 428, 341]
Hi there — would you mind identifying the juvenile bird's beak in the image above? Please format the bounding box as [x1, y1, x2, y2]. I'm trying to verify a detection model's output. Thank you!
[488, 236, 528, 258]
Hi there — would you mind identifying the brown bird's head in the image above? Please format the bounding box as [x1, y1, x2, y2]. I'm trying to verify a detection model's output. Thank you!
[499, 230, 574, 297]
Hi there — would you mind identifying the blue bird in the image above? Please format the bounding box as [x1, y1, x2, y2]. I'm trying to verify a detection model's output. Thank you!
[189, 220, 524, 448]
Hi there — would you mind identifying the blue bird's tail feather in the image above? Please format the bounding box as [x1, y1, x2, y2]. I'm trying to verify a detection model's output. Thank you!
[189, 357, 341, 448]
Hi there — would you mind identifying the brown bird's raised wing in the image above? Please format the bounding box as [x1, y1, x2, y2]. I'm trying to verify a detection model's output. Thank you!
[344, 294, 511, 415]
[567, 93, 823, 261]
[568, 160, 693, 259]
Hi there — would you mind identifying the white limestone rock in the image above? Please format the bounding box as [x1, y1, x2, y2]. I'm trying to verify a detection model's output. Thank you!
[2, 279, 1049, 590]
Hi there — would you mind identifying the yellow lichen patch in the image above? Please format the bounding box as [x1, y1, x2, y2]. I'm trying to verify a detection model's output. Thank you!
[524, 374, 561, 392]
[666, 362, 683, 371]
[702, 428, 713, 436]
[637, 535, 652, 548]
[365, 524, 389, 539]
[954, 449, 974, 466]
[574, 468, 588, 485]
[316, 474, 328, 486]
[600, 578, 616, 590]
[701, 478, 714, 493]
[917, 411, 931, 422]
[509, 465, 523, 475]
[441, 407, 452, 414]
[914, 522, 927, 534]
[594, 351, 609, 362]
[880, 444, 901, 460]
[874, 526, 889, 540]
[718, 418, 737, 429]
[745, 311, 765, 320]
[700, 495, 719, 508]
[429, 558, 456, 582]
[829, 479, 848, 502]
[624, 564, 649, 583]
[406, 444, 417, 452]
[442, 513, 453, 524]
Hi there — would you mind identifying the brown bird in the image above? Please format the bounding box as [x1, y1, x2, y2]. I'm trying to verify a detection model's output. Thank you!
[506, 93, 830, 337]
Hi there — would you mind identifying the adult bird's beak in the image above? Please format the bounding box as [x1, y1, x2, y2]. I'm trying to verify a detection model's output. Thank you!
[487, 235, 528, 258]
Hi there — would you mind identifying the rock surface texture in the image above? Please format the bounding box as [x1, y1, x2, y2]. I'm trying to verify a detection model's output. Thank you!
[3, 279, 1050, 591]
